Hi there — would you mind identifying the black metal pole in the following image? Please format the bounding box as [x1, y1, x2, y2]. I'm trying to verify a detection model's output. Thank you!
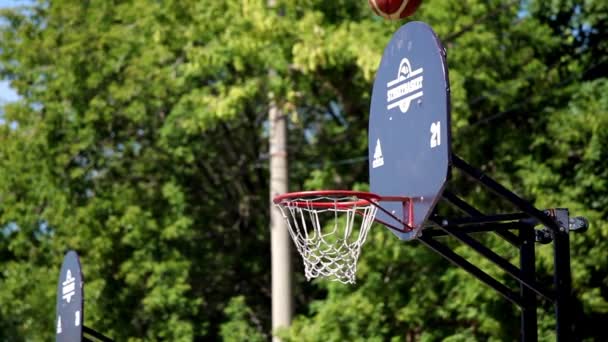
[424, 221, 522, 237]
[441, 213, 531, 226]
[520, 224, 538, 342]
[451, 155, 560, 232]
[418, 235, 523, 307]
[554, 230, 573, 341]
[549, 209, 574, 341]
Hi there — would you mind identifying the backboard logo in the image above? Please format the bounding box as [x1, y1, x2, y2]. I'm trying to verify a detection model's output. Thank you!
[386, 58, 423, 113]
[62, 269, 76, 303]
[372, 139, 384, 168]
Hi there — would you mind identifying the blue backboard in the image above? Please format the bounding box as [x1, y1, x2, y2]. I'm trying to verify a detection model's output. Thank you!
[369, 21, 451, 240]
[56, 251, 84, 342]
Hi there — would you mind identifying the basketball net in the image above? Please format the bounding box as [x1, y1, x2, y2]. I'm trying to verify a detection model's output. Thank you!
[274, 194, 378, 284]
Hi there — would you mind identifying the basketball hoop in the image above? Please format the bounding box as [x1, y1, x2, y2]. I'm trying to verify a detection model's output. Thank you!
[273, 190, 412, 284]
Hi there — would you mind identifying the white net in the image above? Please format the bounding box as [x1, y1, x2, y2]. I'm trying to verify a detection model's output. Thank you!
[275, 195, 378, 284]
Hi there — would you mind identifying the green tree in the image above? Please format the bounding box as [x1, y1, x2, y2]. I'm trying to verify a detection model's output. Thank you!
[0, 0, 606, 341]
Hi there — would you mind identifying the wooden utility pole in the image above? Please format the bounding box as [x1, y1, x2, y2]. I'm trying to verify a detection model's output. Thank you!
[269, 98, 293, 340]
[268, 2, 292, 339]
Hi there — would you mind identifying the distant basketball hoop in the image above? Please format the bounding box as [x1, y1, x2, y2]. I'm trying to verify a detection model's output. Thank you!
[55, 251, 114, 342]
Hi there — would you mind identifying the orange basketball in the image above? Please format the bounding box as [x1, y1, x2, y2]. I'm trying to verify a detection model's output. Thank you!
[368, 0, 422, 20]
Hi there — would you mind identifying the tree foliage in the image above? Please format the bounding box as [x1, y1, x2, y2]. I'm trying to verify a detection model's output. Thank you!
[0, 0, 606, 341]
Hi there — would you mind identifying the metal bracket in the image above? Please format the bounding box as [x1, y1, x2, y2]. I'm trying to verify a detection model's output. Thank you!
[530, 209, 588, 243]
[535, 228, 553, 244]
[569, 216, 589, 233]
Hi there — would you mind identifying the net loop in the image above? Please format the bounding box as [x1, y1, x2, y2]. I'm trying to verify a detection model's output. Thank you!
[273, 191, 380, 284]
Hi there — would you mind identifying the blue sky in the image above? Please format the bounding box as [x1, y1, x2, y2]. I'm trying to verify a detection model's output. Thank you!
[0, 0, 27, 103]
[0, 81, 18, 103]
[0, 0, 26, 8]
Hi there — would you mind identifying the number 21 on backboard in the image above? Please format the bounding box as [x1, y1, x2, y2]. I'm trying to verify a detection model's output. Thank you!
[430, 121, 441, 148]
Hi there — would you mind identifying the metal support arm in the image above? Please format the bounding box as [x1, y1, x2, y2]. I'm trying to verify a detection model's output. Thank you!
[452, 155, 560, 232]
[418, 235, 523, 307]
[442, 190, 521, 246]
[430, 218, 554, 302]
[83, 326, 114, 342]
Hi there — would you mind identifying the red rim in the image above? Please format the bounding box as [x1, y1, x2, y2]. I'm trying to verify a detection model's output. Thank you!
[273, 190, 414, 233]
[273, 190, 382, 209]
